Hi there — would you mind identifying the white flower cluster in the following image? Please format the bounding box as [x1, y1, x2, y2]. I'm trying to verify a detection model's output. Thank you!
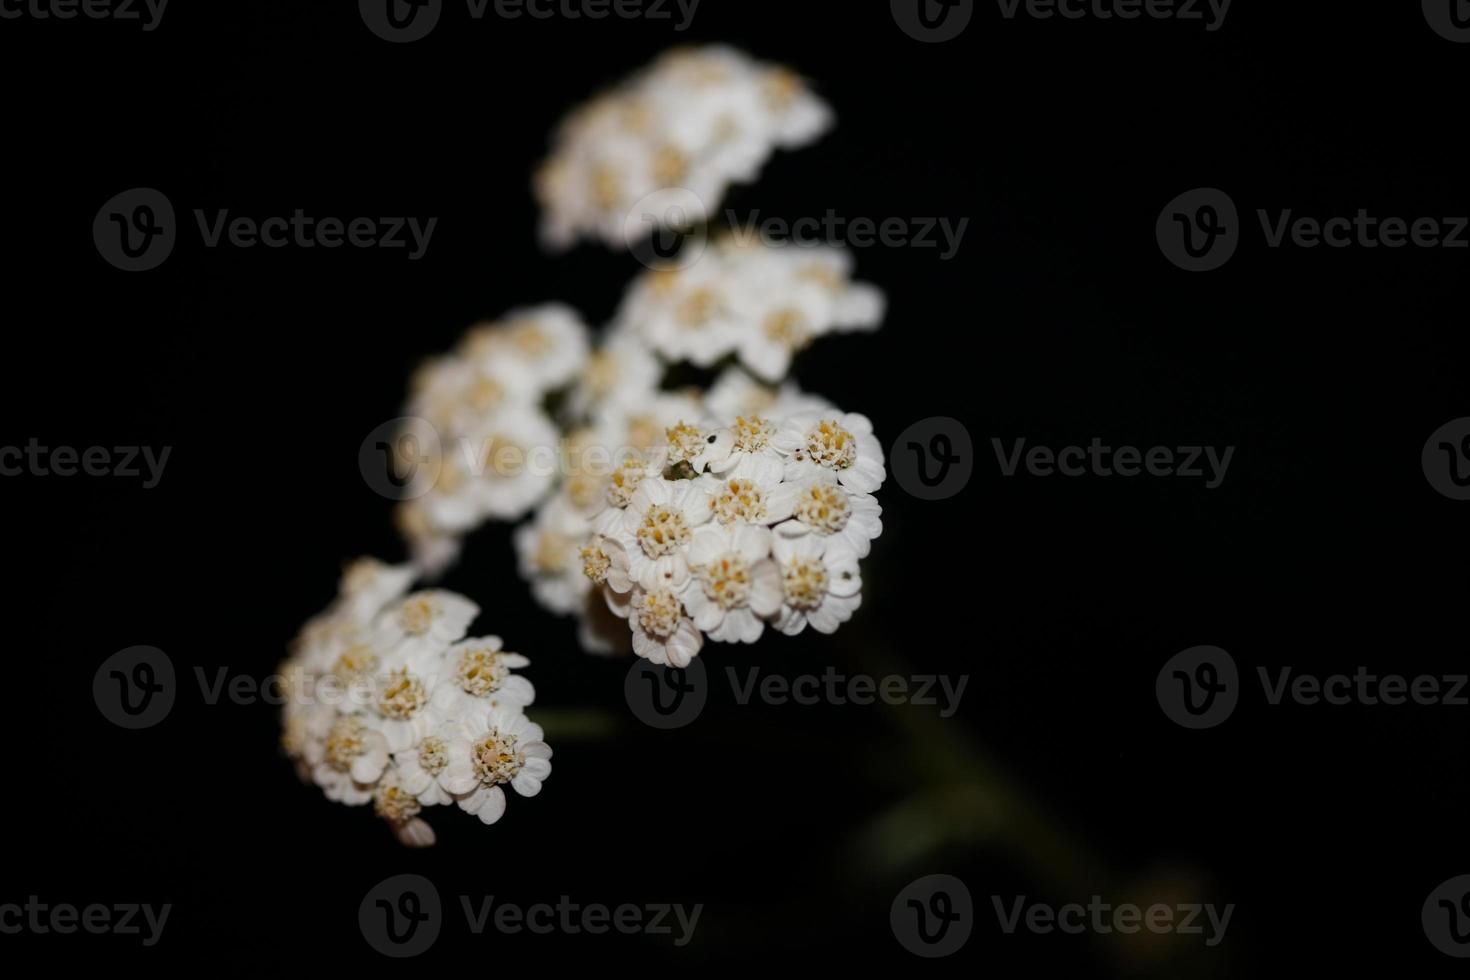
[289, 46, 890, 847]
[535, 45, 832, 250]
[281, 559, 552, 847]
[611, 236, 885, 381]
[513, 330, 887, 664]
[395, 304, 591, 573]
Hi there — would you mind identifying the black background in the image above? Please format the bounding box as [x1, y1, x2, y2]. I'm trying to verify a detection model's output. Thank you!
[4, 0, 1468, 974]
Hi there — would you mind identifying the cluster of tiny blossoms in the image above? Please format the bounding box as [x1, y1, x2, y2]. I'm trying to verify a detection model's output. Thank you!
[281, 559, 551, 847]
[612, 235, 885, 381]
[535, 45, 832, 250]
[395, 304, 591, 573]
[515, 350, 886, 664]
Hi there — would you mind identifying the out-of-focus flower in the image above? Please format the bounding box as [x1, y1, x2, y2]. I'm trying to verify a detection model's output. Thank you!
[394, 306, 592, 576]
[611, 239, 885, 381]
[536, 46, 833, 250]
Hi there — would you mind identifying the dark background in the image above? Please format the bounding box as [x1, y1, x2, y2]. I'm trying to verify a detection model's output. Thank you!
[4, 0, 1468, 973]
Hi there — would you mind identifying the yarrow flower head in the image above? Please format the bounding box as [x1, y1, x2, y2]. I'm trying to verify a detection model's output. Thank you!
[535, 46, 833, 250]
[394, 305, 590, 575]
[281, 559, 551, 846]
[612, 238, 885, 381]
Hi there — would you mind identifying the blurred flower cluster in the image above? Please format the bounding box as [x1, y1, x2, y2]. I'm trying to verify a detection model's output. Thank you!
[536, 45, 832, 249]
